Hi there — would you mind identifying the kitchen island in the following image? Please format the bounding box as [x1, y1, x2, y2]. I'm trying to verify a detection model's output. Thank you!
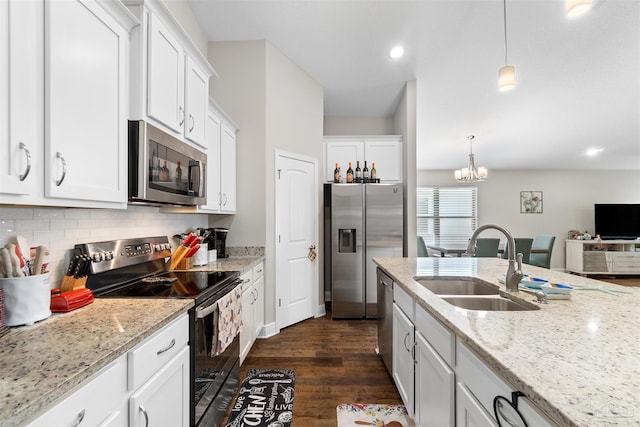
[374, 257, 640, 427]
[0, 298, 193, 427]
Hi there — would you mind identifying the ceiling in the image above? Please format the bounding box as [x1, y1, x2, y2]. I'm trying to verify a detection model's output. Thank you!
[188, 0, 639, 171]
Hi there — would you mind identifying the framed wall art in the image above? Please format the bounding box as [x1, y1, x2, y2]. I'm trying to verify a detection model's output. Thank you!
[520, 191, 542, 213]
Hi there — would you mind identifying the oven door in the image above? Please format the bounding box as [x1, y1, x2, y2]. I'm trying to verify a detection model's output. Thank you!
[193, 286, 241, 427]
[128, 120, 207, 206]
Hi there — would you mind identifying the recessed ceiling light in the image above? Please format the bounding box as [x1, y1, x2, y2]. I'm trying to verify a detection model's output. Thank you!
[586, 148, 604, 156]
[389, 46, 404, 59]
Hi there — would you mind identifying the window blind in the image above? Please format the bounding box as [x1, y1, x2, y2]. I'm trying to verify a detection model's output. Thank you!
[417, 187, 478, 248]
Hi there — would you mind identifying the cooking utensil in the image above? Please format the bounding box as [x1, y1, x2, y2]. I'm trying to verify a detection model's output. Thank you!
[0, 248, 12, 278]
[15, 236, 31, 273]
[33, 245, 48, 275]
[184, 244, 200, 258]
[6, 244, 25, 277]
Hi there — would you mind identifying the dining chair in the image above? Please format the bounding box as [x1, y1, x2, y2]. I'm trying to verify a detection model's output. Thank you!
[473, 238, 500, 257]
[528, 235, 556, 269]
[417, 236, 429, 257]
[502, 238, 534, 264]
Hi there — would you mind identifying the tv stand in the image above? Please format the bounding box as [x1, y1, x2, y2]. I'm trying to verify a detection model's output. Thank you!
[566, 239, 640, 275]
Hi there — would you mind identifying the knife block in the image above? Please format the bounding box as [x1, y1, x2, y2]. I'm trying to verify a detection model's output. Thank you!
[177, 257, 193, 270]
[60, 275, 87, 293]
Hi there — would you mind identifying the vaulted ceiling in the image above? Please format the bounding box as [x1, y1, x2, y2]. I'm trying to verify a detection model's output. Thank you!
[189, 0, 639, 171]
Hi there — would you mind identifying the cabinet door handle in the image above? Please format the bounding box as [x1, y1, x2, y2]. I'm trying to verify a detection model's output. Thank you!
[189, 114, 195, 132]
[178, 106, 185, 126]
[156, 337, 176, 355]
[18, 143, 32, 181]
[71, 409, 85, 427]
[403, 331, 411, 352]
[55, 152, 67, 186]
[139, 405, 149, 427]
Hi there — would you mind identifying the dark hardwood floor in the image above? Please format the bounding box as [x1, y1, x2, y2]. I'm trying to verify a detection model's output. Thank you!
[224, 309, 402, 426]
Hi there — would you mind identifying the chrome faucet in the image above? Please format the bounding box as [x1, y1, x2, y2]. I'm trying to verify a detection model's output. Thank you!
[466, 224, 524, 292]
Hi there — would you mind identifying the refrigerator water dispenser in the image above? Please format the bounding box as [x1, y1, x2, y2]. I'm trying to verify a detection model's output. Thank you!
[338, 229, 356, 253]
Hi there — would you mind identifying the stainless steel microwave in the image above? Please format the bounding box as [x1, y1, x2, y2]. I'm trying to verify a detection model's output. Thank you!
[128, 121, 206, 206]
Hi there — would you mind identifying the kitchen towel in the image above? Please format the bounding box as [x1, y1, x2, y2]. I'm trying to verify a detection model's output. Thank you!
[225, 369, 295, 427]
[214, 282, 243, 356]
[336, 403, 411, 427]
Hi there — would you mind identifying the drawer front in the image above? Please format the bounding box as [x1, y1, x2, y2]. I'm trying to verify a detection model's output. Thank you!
[393, 285, 415, 322]
[415, 303, 454, 366]
[252, 261, 264, 279]
[456, 340, 510, 417]
[128, 313, 189, 390]
[28, 355, 128, 427]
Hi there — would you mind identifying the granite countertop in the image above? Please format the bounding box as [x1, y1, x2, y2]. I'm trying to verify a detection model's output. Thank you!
[0, 298, 193, 427]
[173, 255, 264, 274]
[374, 257, 640, 427]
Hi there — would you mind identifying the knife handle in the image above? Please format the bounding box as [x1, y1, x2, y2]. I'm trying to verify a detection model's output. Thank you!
[169, 246, 189, 270]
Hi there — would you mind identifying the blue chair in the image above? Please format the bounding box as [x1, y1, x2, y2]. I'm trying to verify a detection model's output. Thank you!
[528, 235, 556, 269]
[473, 238, 500, 257]
[417, 236, 429, 257]
[502, 238, 533, 264]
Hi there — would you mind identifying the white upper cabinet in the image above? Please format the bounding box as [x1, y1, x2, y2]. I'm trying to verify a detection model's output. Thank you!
[147, 13, 184, 134]
[0, 0, 42, 197]
[0, 0, 136, 208]
[219, 122, 237, 213]
[45, 0, 132, 204]
[324, 135, 403, 183]
[126, 0, 215, 149]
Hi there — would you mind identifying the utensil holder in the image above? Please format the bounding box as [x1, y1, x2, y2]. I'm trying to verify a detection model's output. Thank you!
[0, 273, 51, 326]
[193, 243, 208, 266]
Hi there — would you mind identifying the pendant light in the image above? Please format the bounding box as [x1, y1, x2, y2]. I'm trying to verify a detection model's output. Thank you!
[498, 0, 515, 91]
[455, 135, 488, 183]
[566, 0, 592, 18]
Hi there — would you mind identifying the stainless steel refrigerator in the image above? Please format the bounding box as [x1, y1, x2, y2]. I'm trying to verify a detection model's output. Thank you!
[324, 183, 404, 318]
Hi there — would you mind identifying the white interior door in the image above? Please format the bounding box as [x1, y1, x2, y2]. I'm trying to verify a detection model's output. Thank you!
[275, 150, 318, 330]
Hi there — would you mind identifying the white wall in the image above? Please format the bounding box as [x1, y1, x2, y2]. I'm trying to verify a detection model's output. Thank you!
[207, 40, 324, 327]
[416, 169, 640, 269]
[324, 116, 394, 135]
[0, 206, 207, 288]
[161, 0, 208, 57]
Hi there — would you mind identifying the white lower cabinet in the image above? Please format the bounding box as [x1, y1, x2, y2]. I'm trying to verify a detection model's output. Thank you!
[129, 346, 190, 427]
[27, 314, 190, 427]
[415, 331, 455, 427]
[27, 355, 128, 427]
[392, 303, 415, 418]
[240, 262, 265, 364]
[388, 279, 555, 427]
[456, 383, 498, 427]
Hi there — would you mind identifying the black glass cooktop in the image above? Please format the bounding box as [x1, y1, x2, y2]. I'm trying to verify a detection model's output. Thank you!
[95, 270, 240, 301]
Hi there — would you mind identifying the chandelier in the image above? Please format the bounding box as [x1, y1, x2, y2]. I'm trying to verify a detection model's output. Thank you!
[454, 135, 488, 183]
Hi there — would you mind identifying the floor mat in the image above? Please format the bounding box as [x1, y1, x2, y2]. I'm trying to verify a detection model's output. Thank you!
[225, 369, 295, 427]
[336, 403, 412, 427]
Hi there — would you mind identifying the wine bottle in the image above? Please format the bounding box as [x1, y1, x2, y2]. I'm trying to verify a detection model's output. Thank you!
[334, 163, 340, 183]
[175, 161, 183, 182]
[346, 162, 354, 183]
[363, 161, 369, 183]
[370, 162, 377, 182]
[159, 160, 169, 181]
[355, 161, 362, 183]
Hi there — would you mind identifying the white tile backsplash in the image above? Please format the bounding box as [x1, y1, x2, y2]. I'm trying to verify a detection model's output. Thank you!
[0, 205, 208, 288]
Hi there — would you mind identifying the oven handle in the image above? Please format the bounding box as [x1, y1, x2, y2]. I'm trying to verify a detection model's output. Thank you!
[196, 278, 243, 319]
[196, 300, 218, 319]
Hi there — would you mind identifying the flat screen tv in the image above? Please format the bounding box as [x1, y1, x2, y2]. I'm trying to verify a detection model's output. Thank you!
[594, 204, 640, 240]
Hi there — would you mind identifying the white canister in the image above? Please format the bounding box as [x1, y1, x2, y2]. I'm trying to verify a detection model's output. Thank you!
[0, 273, 51, 326]
[208, 249, 217, 263]
[193, 242, 209, 266]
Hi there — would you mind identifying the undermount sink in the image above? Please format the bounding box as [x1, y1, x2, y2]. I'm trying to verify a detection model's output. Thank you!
[414, 277, 499, 296]
[441, 296, 539, 311]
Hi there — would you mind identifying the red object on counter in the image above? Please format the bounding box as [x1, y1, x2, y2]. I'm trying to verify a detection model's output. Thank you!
[50, 288, 94, 312]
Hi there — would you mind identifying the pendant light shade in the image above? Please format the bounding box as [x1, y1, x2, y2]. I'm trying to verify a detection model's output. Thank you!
[455, 135, 488, 183]
[498, 65, 515, 91]
[566, 0, 592, 17]
[499, 0, 515, 91]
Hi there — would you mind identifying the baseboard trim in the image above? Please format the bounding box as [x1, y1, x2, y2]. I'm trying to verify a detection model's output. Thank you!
[316, 303, 326, 318]
[258, 322, 278, 339]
